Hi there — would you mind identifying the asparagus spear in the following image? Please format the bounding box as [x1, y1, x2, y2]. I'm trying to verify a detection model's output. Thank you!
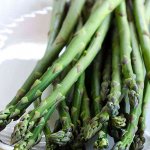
[131, 80, 150, 150]
[94, 122, 109, 150]
[91, 52, 103, 117]
[112, 15, 145, 150]
[33, 97, 54, 150]
[48, 99, 73, 146]
[0, 0, 86, 130]
[116, 1, 140, 108]
[93, 51, 110, 149]
[47, 0, 67, 46]
[100, 52, 111, 101]
[133, 0, 150, 81]
[80, 87, 91, 128]
[111, 115, 126, 129]
[71, 73, 85, 129]
[82, 30, 121, 140]
[12, 15, 111, 145]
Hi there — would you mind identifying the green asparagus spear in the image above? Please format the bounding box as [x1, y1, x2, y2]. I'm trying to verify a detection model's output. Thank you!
[33, 97, 54, 150]
[91, 51, 110, 149]
[133, 0, 150, 80]
[131, 80, 150, 150]
[111, 115, 126, 129]
[48, 99, 73, 146]
[12, 15, 111, 144]
[46, 0, 67, 46]
[80, 87, 91, 128]
[71, 73, 85, 129]
[116, 1, 139, 108]
[112, 16, 145, 150]
[91, 53, 103, 115]
[93, 50, 111, 149]
[100, 52, 111, 101]
[94, 122, 109, 150]
[0, 0, 86, 130]
[82, 30, 121, 140]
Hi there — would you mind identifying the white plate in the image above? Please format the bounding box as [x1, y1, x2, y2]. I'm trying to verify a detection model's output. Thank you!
[0, 0, 150, 149]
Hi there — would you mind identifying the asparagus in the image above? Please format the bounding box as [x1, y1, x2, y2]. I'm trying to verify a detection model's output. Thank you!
[133, 0, 150, 81]
[116, 1, 140, 108]
[111, 115, 126, 129]
[100, 52, 111, 101]
[12, 15, 111, 145]
[131, 80, 150, 150]
[33, 97, 53, 150]
[34, 97, 56, 150]
[80, 87, 91, 128]
[93, 52, 110, 149]
[94, 123, 109, 150]
[48, 99, 73, 146]
[71, 73, 85, 129]
[0, 0, 121, 126]
[112, 15, 145, 150]
[75, 86, 91, 149]
[0, 0, 86, 130]
[82, 30, 121, 140]
[91, 53, 103, 116]
[47, 0, 67, 46]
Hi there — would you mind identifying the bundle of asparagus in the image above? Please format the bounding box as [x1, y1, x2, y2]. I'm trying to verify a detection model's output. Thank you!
[0, 0, 150, 149]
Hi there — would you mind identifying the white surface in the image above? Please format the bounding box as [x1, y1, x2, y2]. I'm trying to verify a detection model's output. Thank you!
[0, 0, 150, 150]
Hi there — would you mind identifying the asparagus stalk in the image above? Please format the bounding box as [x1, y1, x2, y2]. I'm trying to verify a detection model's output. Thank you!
[71, 73, 85, 129]
[93, 51, 110, 149]
[91, 53, 103, 115]
[48, 99, 73, 146]
[80, 87, 91, 128]
[111, 115, 126, 129]
[131, 80, 150, 150]
[116, 1, 139, 109]
[100, 52, 111, 101]
[107, 34, 122, 115]
[82, 30, 121, 140]
[75, 86, 91, 149]
[94, 123, 109, 150]
[133, 0, 150, 81]
[69, 17, 85, 130]
[0, 0, 86, 130]
[12, 15, 111, 145]
[91, 52, 109, 149]
[113, 15, 145, 150]
[0, 0, 121, 126]
[47, 0, 67, 46]
[33, 97, 54, 150]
